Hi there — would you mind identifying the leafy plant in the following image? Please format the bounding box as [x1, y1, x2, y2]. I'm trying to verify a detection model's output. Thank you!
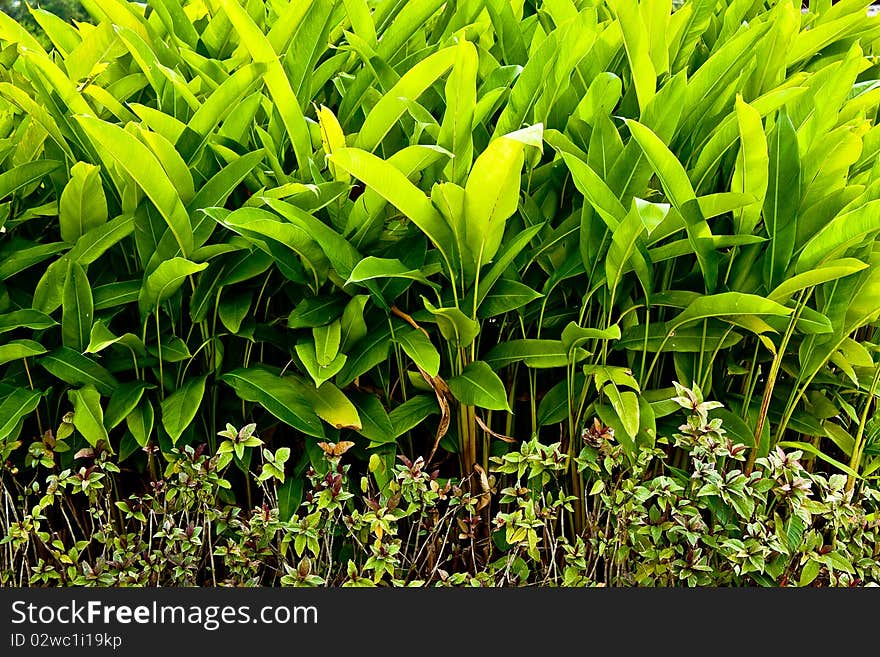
[1, 0, 880, 583]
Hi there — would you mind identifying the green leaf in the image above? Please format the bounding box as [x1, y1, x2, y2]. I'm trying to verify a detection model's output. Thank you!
[105, 381, 153, 430]
[340, 295, 369, 351]
[70, 385, 110, 449]
[0, 340, 47, 367]
[438, 39, 478, 185]
[220, 367, 324, 438]
[68, 214, 136, 266]
[161, 375, 207, 445]
[763, 110, 801, 288]
[350, 392, 395, 446]
[295, 341, 347, 388]
[288, 295, 346, 329]
[609, 0, 655, 111]
[356, 45, 458, 151]
[0, 309, 56, 334]
[394, 327, 440, 377]
[219, 0, 311, 170]
[347, 256, 440, 290]
[0, 242, 68, 281]
[422, 298, 479, 348]
[769, 258, 868, 303]
[76, 116, 193, 256]
[797, 201, 880, 273]
[59, 162, 108, 243]
[329, 148, 456, 269]
[291, 379, 361, 430]
[625, 118, 718, 291]
[0, 160, 60, 201]
[335, 324, 392, 387]
[61, 261, 93, 352]
[484, 339, 579, 370]
[477, 279, 542, 318]
[731, 95, 769, 236]
[126, 400, 154, 448]
[218, 293, 251, 335]
[389, 395, 439, 437]
[602, 383, 639, 439]
[138, 257, 208, 315]
[464, 124, 543, 267]
[561, 323, 622, 354]
[447, 361, 510, 412]
[668, 293, 792, 333]
[39, 348, 118, 396]
[0, 387, 41, 440]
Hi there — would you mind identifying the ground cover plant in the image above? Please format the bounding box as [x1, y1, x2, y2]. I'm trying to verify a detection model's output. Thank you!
[1, 0, 880, 586]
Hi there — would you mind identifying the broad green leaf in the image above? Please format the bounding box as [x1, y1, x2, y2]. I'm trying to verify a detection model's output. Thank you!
[329, 148, 456, 269]
[0, 387, 41, 440]
[291, 379, 361, 430]
[731, 96, 769, 236]
[288, 295, 346, 329]
[59, 162, 108, 243]
[138, 257, 208, 315]
[0, 160, 61, 201]
[219, 0, 311, 170]
[70, 385, 110, 449]
[475, 223, 545, 309]
[350, 392, 395, 445]
[218, 293, 252, 335]
[763, 110, 801, 288]
[161, 375, 207, 445]
[464, 124, 543, 267]
[438, 39, 478, 185]
[625, 119, 718, 291]
[603, 384, 640, 440]
[477, 279, 543, 318]
[0, 310, 56, 334]
[335, 324, 392, 387]
[610, 0, 655, 111]
[340, 295, 369, 351]
[484, 339, 581, 369]
[39, 348, 118, 395]
[68, 214, 136, 266]
[221, 367, 324, 438]
[126, 400, 154, 448]
[617, 324, 744, 352]
[296, 341, 347, 388]
[389, 395, 439, 438]
[105, 381, 153, 430]
[561, 323, 622, 353]
[355, 45, 457, 151]
[317, 104, 348, 183]
[670, 293, 792, 333]
[394, 327, 440, 377]
[61, 261, 93, 352]
[347, 256, 440, 290]
[797, 201, 880, 273]
[0, 242, 68, 281]
[769, 258, 868, 303]
[559, 150, 626, 229]
[423, 298, 479, 348]
[447, 361, 510, 412]
[0, 340, 47, 367]
[76, 116, 193, 256]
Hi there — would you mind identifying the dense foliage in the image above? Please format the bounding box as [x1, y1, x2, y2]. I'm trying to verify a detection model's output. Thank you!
[1, 0, 880, 585]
